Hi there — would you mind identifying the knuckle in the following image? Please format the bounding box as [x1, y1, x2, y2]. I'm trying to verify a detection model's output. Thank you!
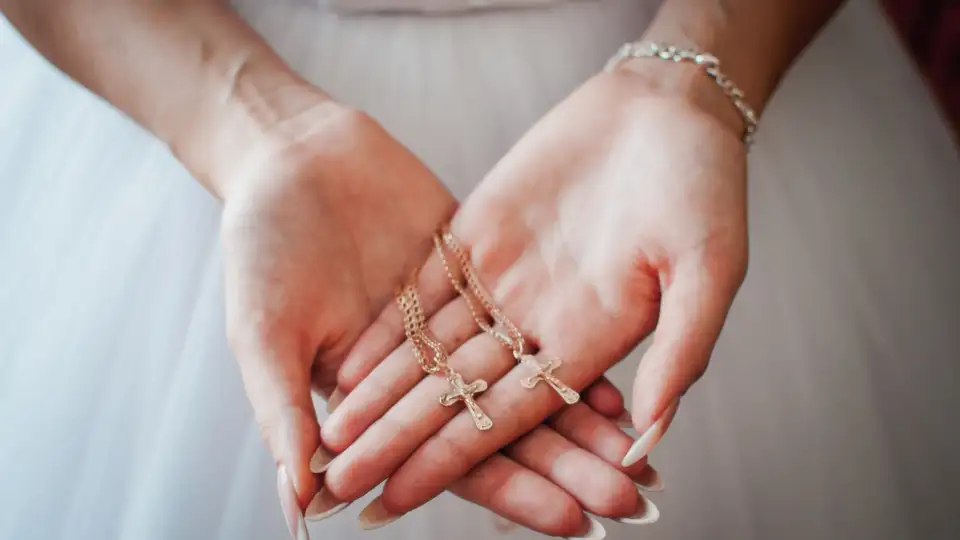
[321, 460, 351, 500]
[537, 496, 585, 537]
[690, 358, 710, 385]
[592, 476, 640, 518]
[426, 430, 474, 475]
[696, 230, 749, 291]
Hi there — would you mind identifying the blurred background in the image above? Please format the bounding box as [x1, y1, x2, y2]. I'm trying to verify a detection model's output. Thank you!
[0, 1, 958, 540]
[882, 0, 959, 137]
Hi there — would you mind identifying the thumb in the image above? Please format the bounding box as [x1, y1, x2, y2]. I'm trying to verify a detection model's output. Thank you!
[233, 333, 319, 540]
[622, 255, 743, 467]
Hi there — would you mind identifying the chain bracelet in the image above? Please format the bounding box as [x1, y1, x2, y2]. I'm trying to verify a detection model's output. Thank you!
[605, 41, 758, 148]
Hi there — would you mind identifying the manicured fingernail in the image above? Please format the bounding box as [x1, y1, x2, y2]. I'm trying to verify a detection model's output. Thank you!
[358, 495, 402, 530]
[617, 410, 633, 429]
[614, 490, 660, 525]
[309, 445, 334, 474]
[305, 488, 350, 521]
[566, 515, 606, 539]
[621, 399, 679, 467]
[326, 388, 345, 414]
[277, 466, 310, 540]
[634, 464, 664, 491]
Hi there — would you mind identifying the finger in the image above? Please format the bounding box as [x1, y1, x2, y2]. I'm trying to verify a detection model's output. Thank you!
[321, 296, 481, 452]
[623, 254, 743, 467]
[581, 376, 626, 419]
[231, 334, 319, 540]
[505, 425, 647, 520]
[370, 339, 616, 517]
[549, 402, 662, 491]
[449, 454, 601, 538]
[336, 244, 457, 394]
[323, 334, 515, 502]
[357, 454, 600, 537]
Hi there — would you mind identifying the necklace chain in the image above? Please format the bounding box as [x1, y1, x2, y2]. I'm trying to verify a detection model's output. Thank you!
[433, 228, 526, 360]
[397, 280, 449, 376]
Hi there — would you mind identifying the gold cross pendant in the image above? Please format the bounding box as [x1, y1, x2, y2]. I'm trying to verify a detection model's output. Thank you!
[439, 373, 494, 431]
[519, 355, 580, 405]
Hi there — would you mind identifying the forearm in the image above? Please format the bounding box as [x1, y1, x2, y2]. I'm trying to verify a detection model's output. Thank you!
[642, 0, 846, 112]
[0, 0, 331, 196]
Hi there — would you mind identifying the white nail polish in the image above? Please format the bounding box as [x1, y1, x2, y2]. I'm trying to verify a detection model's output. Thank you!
[305, 488, 350, 521]
[326, 389, 345, 414]
[621, 400, 679, 467]
[566, 516, 606, 539]
[615, 491, 660, 525]
[309, 445, 334, 474]
[358, 495, 402, 530]
[277, 466, 310, 540]
[634, 464, 664, 492]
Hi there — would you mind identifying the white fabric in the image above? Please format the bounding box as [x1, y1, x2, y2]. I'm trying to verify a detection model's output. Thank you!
[327, 0, 566, 13]
[1, 1, 959, 539]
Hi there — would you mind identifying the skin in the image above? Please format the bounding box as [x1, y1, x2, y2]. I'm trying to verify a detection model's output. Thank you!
[321, 0, 846, 525]
[0, 0, 664, 536]
[0, 0, 845, 536]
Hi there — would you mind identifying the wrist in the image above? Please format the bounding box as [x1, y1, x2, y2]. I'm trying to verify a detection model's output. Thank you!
[640, 0, 844, 115]
[639, 21, 771, 116]
[170, 65, 337, 201]
[605, 59, 746, 142]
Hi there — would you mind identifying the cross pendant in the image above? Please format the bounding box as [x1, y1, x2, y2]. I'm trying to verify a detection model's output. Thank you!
[439, 372, 494, 431]
[519, 355, 580, 405]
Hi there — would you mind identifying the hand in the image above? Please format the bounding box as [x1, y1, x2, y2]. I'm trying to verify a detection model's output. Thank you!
[321, 60, 749, 522]
[215, 98, 662, 539]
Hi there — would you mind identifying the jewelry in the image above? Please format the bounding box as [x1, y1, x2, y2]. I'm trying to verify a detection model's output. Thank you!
[605, 41, 759, 148]
[518, 355, 581, 405]
[433, 229, 580, 405]
[397, 279, 494, 431]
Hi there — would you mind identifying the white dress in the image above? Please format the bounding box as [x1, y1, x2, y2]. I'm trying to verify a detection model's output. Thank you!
[1, 1, 958, 539]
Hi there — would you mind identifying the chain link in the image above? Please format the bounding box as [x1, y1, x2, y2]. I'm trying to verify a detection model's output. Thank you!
[605, 41, 758, 148]
[397, 280, 451, 376]
[434, 228, 527, 360]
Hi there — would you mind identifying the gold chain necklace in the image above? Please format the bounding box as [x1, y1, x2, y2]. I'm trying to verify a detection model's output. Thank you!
[434, 228, 580, 405]
[397, 278, 494, 431]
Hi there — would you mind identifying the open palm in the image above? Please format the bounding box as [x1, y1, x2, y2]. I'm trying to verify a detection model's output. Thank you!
[220, 105, 660, 539]
[323, 64, 749, 521]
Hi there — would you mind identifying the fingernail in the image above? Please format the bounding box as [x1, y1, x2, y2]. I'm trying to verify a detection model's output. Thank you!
[277, 466, 310, 540]
[305, 488, 350, 521]
[614, 490, 660, 525]
[358, 495, 402, 530]
[326, 388, 345, 414]
[634, 464, 664, 492]
[566, 515, 606, 539]
[309, 445, 334, 474]
[617, 410, 633, 429]
[621, 399, 679, 467]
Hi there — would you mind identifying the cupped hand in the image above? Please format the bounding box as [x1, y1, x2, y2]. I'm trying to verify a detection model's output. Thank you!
[217, 102, 452, 536]
[322, 60, 749, 522]
[216, 100, 662, 539]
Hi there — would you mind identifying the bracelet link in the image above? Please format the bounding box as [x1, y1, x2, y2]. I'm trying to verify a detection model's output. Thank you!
[605, 41, 759, 149]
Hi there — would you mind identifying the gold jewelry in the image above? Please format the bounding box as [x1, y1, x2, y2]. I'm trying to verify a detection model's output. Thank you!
[397, 279, 494, 431]
[433, 229, 580, 405]
[605, 41, 759, 148]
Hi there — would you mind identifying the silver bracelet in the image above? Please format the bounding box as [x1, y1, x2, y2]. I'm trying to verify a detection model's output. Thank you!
[605, 42, 759, 148]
